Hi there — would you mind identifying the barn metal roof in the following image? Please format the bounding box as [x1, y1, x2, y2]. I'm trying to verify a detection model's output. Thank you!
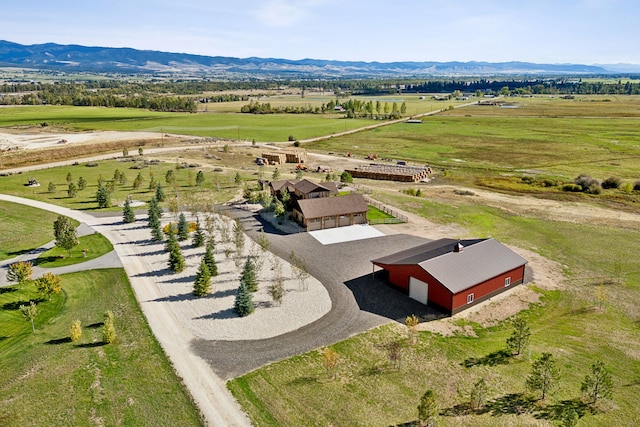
[418, 239, 527, 294]
[371, 238, 484, 265]
[372, 238, 527, 294]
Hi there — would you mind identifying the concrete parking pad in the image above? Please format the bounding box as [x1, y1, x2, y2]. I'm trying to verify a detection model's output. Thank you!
[309, 224, 385, 245]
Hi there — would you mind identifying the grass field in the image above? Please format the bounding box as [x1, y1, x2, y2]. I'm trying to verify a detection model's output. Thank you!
[229, 191, 640, 426]
[0, 105, 374, 142]
[0, 158, 241, 211]
[0, 201, 76, 261]
[0, 268, 203, 426]
[35, 233, 113, 268]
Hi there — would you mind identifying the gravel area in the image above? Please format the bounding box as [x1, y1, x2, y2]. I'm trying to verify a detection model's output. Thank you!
[125, 213, 332, 341]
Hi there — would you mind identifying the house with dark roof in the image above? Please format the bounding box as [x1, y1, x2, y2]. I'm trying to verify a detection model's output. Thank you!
[371, 238, 527, 315]
[293, 193, 368, 231]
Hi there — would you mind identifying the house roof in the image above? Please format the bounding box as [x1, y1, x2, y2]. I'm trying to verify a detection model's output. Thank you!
[296, 193, 368, 219]
[293, 179, 337, 195]
[270, 179, 299, 192]
[373, 238, 527, 294]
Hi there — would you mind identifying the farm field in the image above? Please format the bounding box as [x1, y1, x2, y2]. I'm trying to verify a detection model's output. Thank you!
[0, 105, 375, 142]
[229, 190, 640, 426]
[0, 267, 203, 426]
[305, 96, 640, 183]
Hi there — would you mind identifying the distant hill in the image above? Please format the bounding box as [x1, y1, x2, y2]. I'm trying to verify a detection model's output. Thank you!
[0, 40, 635, 78]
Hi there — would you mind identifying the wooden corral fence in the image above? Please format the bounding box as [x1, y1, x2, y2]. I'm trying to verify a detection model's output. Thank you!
[361, 195, 408, 224]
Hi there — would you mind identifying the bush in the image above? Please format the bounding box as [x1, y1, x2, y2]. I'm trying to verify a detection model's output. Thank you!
[70, 319, 82, 342]
[562, 183, 582, 192]
[601, 176, 622, 189]
[634, 181, 640, 191]
[85, 161, 99, 167]
[288, 135, 296, 141]
[574, 175, 601, 194]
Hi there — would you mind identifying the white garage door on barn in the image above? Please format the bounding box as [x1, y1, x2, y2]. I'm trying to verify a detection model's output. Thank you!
[409, 276, 429, 305]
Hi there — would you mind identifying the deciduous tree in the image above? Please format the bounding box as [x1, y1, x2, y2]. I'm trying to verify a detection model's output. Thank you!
[103, 310, 116, 344]
[53, 215, 78, 256]
[20, 301, 38, 333]
[70, 319, 82, 342]
[322, 347, 340, 380]
[34, 272, 62, 300]
[469, 378, 488, 411]
[7, 261, 33, 285]
[406, 314, 419, 345]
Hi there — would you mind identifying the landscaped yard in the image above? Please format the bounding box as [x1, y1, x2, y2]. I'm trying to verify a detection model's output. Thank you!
[0, 268, 203, 426]
[34, 232, 114, 268]
[0, 201, 75, 261]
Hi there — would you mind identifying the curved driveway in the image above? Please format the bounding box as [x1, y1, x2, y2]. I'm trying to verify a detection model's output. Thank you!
[198, 208, 442, 379]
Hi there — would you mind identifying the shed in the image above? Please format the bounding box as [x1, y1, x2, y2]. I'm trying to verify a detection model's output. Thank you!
[371, 238, 527, 315]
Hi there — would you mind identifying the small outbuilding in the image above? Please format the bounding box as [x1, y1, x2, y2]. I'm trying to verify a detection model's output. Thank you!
[293, 193, 368, 231]
[371, 238, 527, 315]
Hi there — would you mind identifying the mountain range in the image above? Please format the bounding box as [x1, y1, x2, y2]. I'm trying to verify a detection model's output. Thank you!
[1, 40, 638, 78]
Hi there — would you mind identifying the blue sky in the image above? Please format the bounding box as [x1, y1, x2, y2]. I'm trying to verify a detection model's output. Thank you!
[2, 0, 639, 64]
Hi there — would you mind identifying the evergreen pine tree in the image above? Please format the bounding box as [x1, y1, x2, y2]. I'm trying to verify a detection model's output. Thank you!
[177, 212, 190, 241]
[155, 182, 166, 202]
[96, 184, 111, 208]
[195, 170, 205, 186]
[192, 220, 205, 247]
[193, 258, 212, 297]
[234, 279, 254, 317]
[241, 257, 259, 292]
[148, 197, 163, 241]
[166, 230, 185, 272]
[123, 198, 136, 223]
[203, 242, 218, 277]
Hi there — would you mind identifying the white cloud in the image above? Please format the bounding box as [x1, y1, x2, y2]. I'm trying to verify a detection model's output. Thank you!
[255, 0, 333, 27]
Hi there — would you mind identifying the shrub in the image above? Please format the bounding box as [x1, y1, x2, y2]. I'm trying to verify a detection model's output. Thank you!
[574, 175, 601, 194]
[562, 183, 582, 192]
[634, 181, 640, 192]
[70, 319, 82, 342]
[288, 135, 296, 141]
[293, 140, 300, 147]
[601, 176, 621, 189]
[85, 161, 99, 167]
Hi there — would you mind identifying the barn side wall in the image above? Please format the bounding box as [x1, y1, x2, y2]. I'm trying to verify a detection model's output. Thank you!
[451, 265, 526, 314]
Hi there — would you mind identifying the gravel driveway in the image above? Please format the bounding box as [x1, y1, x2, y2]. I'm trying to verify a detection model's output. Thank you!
[194, 208, 445, 380]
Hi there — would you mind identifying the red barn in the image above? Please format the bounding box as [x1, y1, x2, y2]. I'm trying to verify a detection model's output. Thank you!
[371, 238, 527, 315]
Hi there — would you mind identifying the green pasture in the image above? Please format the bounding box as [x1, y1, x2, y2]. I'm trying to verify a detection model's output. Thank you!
[0, 159, 240, 211]
[0, 105, 373, 142]
[0, 201, 77, 261]
[229, 190, 640, 426]
[35, 233, 113, 268]
[0, 268, 203, 426]
[305, 97, 640, 184]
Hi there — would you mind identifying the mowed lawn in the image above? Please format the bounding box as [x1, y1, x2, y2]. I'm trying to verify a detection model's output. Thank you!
[0, 159, 240, 211]
[0, 201, 71, 261]
[229, 191, 640, 426]
[0, 268, 203, 426]
[34, 232, 113, 268]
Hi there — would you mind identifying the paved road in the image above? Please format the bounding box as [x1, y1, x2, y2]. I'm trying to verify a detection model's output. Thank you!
[196, 208, 446, 379]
